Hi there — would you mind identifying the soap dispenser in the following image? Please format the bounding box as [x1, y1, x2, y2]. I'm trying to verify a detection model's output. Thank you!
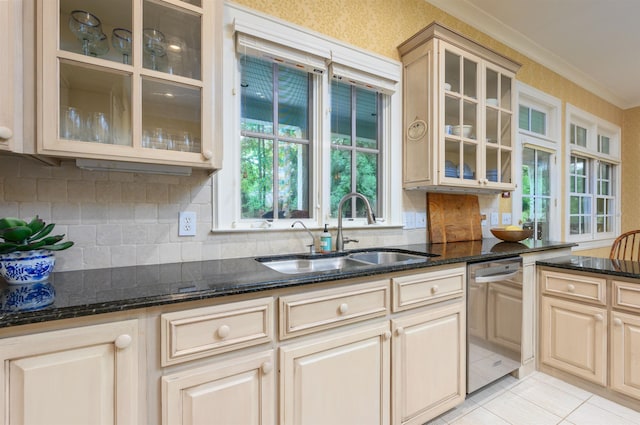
[320, 224, 332, 253]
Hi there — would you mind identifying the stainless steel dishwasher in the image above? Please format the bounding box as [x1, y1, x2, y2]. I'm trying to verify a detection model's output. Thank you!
[467, 257, 523, 393]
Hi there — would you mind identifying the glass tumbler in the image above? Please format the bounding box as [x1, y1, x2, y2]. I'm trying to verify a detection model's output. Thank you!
[88, 112, 110, 143]
[60, 106, 84, 140]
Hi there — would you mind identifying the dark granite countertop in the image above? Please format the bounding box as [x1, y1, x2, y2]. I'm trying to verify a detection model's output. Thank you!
[537, 255, 640, 280]
[0, 238, 574, 328]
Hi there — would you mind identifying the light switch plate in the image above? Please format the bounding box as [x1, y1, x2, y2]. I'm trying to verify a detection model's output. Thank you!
[502, 213, 512, 225]
[403, 212, 416, 229]
[415, 212, 427, 228]
[179, 211, 197, 236]
[490, 212, 499, 226]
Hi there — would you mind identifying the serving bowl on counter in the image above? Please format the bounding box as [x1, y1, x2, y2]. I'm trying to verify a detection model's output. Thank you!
[490, 227, 534, 242]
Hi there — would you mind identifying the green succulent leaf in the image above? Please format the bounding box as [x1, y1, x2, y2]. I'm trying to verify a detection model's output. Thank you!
[42, 241, 74, 251]
[0, 217, 27, 231]
[26, 215, 45, 234]
[0, 242, 22, 255]
[28, 223, 55, 242]
[0, 226, 33, 243]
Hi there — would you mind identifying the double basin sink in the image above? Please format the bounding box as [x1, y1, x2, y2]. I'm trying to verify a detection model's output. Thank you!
[256, 248, 437, 275]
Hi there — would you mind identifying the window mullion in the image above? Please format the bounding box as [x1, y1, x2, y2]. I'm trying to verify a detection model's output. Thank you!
[272, 63, 280, 220]
[350, 86, 357, 218]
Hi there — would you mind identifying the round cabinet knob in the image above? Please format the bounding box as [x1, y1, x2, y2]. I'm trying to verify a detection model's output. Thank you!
[114, 334, 132, 349]
[614, 318, 623, 326]
[261, 361, 273, 374]
[338, 303, 349, 315]
[202, 150, 213, 160]
[395, 327, 404, 336]
[567, 284, 576, 293]
[431, 285, 439, 294]
[0, 126, 13, 139]
[217, 324, 231, 339]
[594, 313, 604, 322]
[383, 331, 392, 340]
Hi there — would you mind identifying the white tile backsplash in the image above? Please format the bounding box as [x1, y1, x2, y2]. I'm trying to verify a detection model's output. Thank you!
[0, 156, 428, 271]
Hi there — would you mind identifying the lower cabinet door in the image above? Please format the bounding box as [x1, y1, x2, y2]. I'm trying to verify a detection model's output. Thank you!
[391, 301, 465, 425]
[279, 322, 390, 425]
[162, 350, 276, 425]
[611, 311, 640, 399]
[540, 296, 607, 385]
[0, 320, 139, 425]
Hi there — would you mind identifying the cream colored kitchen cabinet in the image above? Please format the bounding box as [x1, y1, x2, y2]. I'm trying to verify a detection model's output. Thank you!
[398, 22, 520, 192]
[611, 310, 640, 400]
[540, 295, 607, 386]
[391, 301, 465, 425]
[162, 350, 276, 425]
[279, 322, 391, 425]
[0, 0, 24, 153]
[35, 0, 222, 170]
[0, 319, 139, 425]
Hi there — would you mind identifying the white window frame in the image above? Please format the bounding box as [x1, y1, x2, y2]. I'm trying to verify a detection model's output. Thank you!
[565, 103, 621, 247]
[212, 2, 402, 231]
[513, 82, 561, 240]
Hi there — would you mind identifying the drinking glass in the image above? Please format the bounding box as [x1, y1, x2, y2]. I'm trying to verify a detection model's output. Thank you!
[87, 112, 110, 143]
[178, 131, 193, 152]
[143, 28, 166, 71]
[60, 106, 84, 140]
[69, 10, 102, 56]
[111, 28, 132, 64]
[87, 32, 109, 57]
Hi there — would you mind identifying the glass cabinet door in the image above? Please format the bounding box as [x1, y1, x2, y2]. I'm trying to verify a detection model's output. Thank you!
[484, 66, 513, 184]
[44, 0, 212, 166]
[443, 48, 479, 182]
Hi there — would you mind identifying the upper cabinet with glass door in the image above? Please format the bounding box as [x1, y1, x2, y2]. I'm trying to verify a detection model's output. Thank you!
[36, 0, 221, 170]
[399, 22, 520, 192]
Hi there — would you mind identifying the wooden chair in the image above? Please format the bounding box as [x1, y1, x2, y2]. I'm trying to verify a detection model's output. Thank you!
[609, 230, 640, 261]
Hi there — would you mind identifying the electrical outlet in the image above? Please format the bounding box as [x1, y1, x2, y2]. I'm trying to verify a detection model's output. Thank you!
[502, 213, 512, 225]
[179, 211, 197, 236]
[415, 212, 427, 228]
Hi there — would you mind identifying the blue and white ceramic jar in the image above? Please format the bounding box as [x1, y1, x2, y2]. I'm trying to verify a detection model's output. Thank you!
[0, 249, 56, 284]
[1, 281, 55, 311]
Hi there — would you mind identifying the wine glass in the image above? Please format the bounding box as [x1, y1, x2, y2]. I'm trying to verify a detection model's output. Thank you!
[69, 10, 102, 56]
[87, 32, 109, 57]
[111, 28, 132, 64]
[143, 28, 166, 71]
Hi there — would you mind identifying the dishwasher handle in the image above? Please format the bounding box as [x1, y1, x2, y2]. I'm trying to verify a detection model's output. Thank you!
[474, 270, 520, 283]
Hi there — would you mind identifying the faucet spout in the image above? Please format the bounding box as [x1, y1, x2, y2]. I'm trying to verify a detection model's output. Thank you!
[335, 192, 376, 252]
[291, 220, 316, 254]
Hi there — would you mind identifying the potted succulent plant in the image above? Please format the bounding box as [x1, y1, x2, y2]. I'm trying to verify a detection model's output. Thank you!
[0, 216, 74, 285]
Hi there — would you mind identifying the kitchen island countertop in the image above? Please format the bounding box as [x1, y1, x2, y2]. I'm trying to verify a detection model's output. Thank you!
[0, 238, 574, 328]
[537, 255, 640, 280]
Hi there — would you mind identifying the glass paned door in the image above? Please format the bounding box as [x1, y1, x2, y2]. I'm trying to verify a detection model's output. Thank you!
[521, 147, 551, 240]
[443, 47, 478, 181]
[484, 65, 513, 184]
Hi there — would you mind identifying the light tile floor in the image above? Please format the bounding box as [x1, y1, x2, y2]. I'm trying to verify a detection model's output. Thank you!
[428, 372, 640, 425]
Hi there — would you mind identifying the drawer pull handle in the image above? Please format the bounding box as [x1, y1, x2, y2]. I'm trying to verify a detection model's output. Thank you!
[383, 331, 392, 340]
[217, 325, 231, 339]
[0, 126, 13, 139]
[594, 314, 604, 322]
[338, 303, 349, 314]
[261, 361, 273, 374]
[567, 284, 576, 293]
[396, 327, 404, 336]
[431, 285, 439, 294]
[114, 334, 132, 349]
[614, 318, 623, 326]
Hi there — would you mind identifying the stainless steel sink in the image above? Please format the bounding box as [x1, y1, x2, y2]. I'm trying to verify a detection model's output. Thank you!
[258, 255, 367, 275]
[256, 248, 436, 275]
[348, 250, 431, 265]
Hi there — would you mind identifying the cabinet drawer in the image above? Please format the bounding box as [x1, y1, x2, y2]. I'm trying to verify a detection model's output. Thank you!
[613, 280, 640, 312]
[279, 280, 390, 340]
[161, 297, 274, 366]
[541, 270, 606, 305]
[392, 265, 465, 312]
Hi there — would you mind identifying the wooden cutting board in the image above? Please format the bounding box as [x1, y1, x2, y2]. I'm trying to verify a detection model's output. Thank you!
[427, 193, 482, 243]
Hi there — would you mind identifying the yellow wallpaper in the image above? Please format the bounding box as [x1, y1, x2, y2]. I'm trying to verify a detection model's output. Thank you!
[234, 0, 634, 249]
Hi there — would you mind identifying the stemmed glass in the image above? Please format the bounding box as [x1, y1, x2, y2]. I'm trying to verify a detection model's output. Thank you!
[143, 28, 166, 71]
[69, 10, 102, 56]
[111, 28, 132, 64]
[87, 31, 109, 57]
